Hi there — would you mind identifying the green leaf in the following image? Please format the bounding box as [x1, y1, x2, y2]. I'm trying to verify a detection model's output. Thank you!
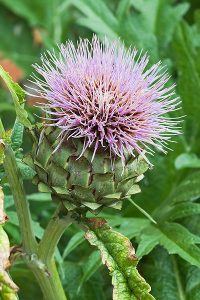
[27, 193, 51, 202]
[137, 222, 200, 269]
[116, 0, 131, 21]
[0, 7, 40, 73]
[175, 153, 200, 170]
[3, 192, 51, 210]
[85, 218, 154, 300]
[63, 231, 85, 259]
[0, 0, 57, 28]
[131, 0, 189, 50]
[142, 247, 184, 300]
[0, 65, 32, 129]
[119, 0, 188, 61]
[156, 2, 189, 49]
[16, 159, 36, 180]
[10, 264, 43, 300]
[172, 21, 200, 148]
[78, 250, 101, 294]
[72, 0, 119, 38]
[185, 265, 200, 300]
[7, 211, 44, 239]
[11, 119, 24, 151]
[163, 203, 200, 221]
[4, 195, 14, 209]
[63, 261, 107, 300]
[119, 218, 151, 239]
[170, 171, 200, 203]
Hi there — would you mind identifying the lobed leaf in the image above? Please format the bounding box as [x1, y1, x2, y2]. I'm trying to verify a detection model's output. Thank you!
[137, 222, 200, 269]
[131, 0, 189, 50]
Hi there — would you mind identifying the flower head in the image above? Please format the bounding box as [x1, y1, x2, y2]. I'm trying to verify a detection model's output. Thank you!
[30, 36, 181, 165]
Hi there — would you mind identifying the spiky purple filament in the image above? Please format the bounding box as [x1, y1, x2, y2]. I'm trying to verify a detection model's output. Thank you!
[29, 36, 181, 165]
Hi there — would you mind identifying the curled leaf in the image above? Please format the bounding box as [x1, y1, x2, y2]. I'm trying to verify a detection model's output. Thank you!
[85, 218, 154, 300]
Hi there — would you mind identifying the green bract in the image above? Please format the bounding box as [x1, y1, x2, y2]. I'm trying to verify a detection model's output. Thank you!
[26, 125, 149, 214]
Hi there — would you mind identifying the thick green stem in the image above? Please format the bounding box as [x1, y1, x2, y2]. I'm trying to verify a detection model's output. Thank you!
[36, 204, 72, 300]
[4, 145, 69, 300]
[4, 145, 37, 253]
[30, 260, 67, 300]
[38, 203, 72, 264]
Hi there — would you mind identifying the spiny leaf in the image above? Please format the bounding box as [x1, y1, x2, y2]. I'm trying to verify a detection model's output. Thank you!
[0, 65, 32, 129]
[85, 218, 154, 300]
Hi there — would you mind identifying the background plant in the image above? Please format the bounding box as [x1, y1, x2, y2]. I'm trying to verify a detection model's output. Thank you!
[0, 0, 200, 299]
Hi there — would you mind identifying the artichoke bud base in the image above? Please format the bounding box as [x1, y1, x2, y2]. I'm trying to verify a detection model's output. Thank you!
[25, 125, 149, 214]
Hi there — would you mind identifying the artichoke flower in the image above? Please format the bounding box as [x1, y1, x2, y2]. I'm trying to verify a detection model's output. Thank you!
[27, 36, 180, 214]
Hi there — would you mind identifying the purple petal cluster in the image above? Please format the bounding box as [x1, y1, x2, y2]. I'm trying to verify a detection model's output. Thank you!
[30, 36, 181, 165]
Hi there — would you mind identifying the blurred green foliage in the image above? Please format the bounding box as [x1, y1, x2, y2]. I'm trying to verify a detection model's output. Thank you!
[1, 0, 200, 299]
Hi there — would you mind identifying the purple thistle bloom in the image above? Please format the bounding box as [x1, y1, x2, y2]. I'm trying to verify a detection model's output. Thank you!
[30, 36, 181, 166]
